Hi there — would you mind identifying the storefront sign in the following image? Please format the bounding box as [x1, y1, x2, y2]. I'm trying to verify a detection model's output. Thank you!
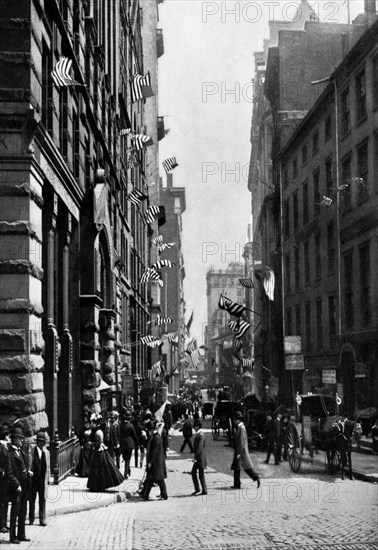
[284, 336, 302, 354]
[322, 369, 336, 384]
[285, 354, 304, 370]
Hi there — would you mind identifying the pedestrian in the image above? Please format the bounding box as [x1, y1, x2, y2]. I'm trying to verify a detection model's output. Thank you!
[120, 409, 138, 479]
[354, 418, 363, 451]
[7, 426, 32, 544]
[29, 431, 50, 527]
[264, 414, 280, 465]
[87, 419, 124, 492]
[0, 424, 11, 533]
[231, 411, 260, 489]
[76, 424, 92, 477]
[179, 414, 194, 453]
[191, 419, 207, 496]
[133, 414, 146, 468]
[142, 419, 168, 500]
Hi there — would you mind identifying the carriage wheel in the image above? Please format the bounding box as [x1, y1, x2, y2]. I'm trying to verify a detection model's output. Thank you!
[287, 422, 302, 473]
[228, 418, 234, 447]
[328, 447, 341, 475]
[212, 417, 220, 440]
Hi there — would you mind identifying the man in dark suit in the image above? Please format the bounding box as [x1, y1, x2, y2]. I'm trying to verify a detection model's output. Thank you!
[191, 419, 207, 496]
[179, 415, 194, 453]
[29, 432, 50, 527]
[7, 427, 32, 544]
[120, 410, 138, 479]
[231, 411, 261, 489]
[0, 424, 12, 533]
[143, 419, 168, 500]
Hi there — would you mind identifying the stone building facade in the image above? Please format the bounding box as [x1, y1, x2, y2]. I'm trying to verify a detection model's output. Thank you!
[0, 0, 161, 444]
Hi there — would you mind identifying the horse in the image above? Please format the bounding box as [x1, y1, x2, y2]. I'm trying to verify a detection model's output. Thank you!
[325, 416, 355, 480]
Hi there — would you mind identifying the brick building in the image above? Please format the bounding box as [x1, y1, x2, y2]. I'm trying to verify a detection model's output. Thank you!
[0, 0, 162, 475]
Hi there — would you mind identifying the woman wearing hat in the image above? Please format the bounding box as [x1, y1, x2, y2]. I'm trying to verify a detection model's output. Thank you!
[87, 417, 124, 492]
[231, 411, 261, 490]
[29, 432, 50, 526]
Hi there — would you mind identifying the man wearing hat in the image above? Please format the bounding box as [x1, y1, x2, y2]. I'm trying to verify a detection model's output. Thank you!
[29, 431, 50, 527]
[7, 426, 32, 543]
[143, 419, 168, 500]
[0, 424, 12, 533]
[191, 419, 207, 496]
[120, 410, 138, 479]
[231, 411, 261, 490]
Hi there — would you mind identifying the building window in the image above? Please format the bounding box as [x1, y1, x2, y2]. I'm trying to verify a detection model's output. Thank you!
[313, 169, 320, 216]
[359, 243, 371, 325]
[342, 155, 352, 210]
[341, 87, 350, 135]
[285, 253, 291, 294]
[315, 233, 321, 281]
[357, 141, 368, 202]
[303, 180, 309, 225]
[294, 247, 300, 291]
[292, 157, 298, 178]
[295, 304, 301, 336]
[316, 300, 323, 349]
[293, 191, 298, 230]
[344, 251, 353, 329]
[302, 144, 308, 166]
[327, 222, 335, 275]
[304, 240, 310, 286]
[325, 115, 332, 141]
[325, 156, 333, 197]
[328, 295, 336, 338]
[374, 56, 378, 109]
[305, 303, 312, 352]
[286, 307, 292, 336]
[312, 131, 319, 156]
[356, 69, 367, 122]
[284, 199, 290, 238]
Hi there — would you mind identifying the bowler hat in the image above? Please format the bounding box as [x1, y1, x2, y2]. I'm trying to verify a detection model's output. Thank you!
[11, 427, 25, 439]
[36, 431, 47, 442]
[234, 411, 243, 420]
[0, 425, 10, 439]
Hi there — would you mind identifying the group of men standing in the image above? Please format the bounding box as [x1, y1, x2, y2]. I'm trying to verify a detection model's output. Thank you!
[0, 424, 49, 544]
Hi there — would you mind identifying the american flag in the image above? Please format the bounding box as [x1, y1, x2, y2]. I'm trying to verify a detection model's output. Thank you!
[152, 235, 163, 245]
[158, 242, 175, 254]
[218, 295, 246, 317]
[239, 278, 254, 288]
[154, 401, 168, 424]
[120, 128, 132, 136]
[140, 335, 159, 345]
[140, 267, 160, 283]
[228, 320, 251, 340]
[164, 333, 178, 344]
[126, 188, 147, 206]
[146, 339, 163, 348]
[152, 259, 175, 270]
[242, 358, 254, 369]
[155, 315, 173, 326]
[162, 157, 178, 174]
[131, 71, 154, 102]
[144, 205, 164, 224]
[51, 57, 81, 87]
[185, 311, 193, 337]
[263, 268, 275, 301]
[131, 133, 153, 151]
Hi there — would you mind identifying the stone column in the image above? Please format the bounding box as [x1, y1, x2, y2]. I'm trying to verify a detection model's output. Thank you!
[99, 309, 116, 388]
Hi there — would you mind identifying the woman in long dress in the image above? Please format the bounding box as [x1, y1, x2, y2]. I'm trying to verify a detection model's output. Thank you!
[87, 426, 124, 492]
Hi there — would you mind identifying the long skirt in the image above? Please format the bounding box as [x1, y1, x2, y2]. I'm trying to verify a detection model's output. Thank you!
[76, 445, 92, 477]
[87, 449, 124, 492]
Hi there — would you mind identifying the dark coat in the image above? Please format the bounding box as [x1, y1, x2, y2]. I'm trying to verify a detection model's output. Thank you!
[265, 418, 279, 443]
[146, 432, 167, 481]
[30, 446, 50, 487]
[7, 446, 29, 494]
[120, 421, 138, 454]
[0, 443, 12, 488]
[182, 419, 192, 438]
[193, 430, 207, 469]
[231, 422, 254, 471]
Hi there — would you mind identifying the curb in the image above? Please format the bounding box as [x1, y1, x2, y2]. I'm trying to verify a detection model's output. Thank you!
[46, 490, 129, 517]
[352, 470, 378, 484]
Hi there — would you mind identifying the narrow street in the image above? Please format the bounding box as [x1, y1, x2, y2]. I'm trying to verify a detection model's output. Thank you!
[7, 425, 377, 550]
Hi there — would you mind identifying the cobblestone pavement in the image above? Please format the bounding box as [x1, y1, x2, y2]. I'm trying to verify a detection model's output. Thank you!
[1, 448, 376, 550]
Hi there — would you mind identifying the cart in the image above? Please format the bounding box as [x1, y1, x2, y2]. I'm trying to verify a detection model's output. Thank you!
[202, 401, 215, 419]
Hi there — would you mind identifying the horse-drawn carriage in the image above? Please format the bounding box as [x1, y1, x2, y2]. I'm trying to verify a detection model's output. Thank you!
[211, 400, 242, 446]
[287, 393, 355, 479]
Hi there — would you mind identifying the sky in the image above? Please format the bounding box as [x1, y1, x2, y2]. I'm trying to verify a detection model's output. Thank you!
[157, 0, 364, 345]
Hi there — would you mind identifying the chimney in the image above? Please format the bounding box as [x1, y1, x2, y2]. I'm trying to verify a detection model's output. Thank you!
[167, 173, 173, 188]
[364, 0, 377, 26]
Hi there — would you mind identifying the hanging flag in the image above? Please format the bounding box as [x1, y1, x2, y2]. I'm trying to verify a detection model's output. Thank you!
[232, 339, 243, 352]
[162, 157, 178, 174]
[152, 259, 175, 270]
[239, 278, 254, 288]
[120, 128, 132, 136]
[154, 401, 168, 423]
[131, 71, 154, 102]
[185, 311, 194, 337]
[51, 56, 81, 87]
[228, 320, 251, 340]
[164, 333, 179, 344]
[242, 359, 254, 369]
[152, 235, 163, 245]
[140, 267, 160, 283]
[186, 348, 200, 369]
[131, 134, 153, 151]
[263, 268, 275, 301]
[140, 335, 159, 345]
[155, 315, 173, 326]
[158, 242, 175, 254]
[126, 188, 148, 206]
[144, 205, 165, 224]
[218, 295, 246, 317]
[145, 339, 163, 348]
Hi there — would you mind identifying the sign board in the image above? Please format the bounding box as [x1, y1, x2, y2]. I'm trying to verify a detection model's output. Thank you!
[322, 369, 336, 384]
[284, 336, 302, 354]
[285, 354, 304, 370]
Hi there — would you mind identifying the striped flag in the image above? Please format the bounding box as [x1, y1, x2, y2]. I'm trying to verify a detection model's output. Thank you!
[152, 259, 175, 270]
[131, 71, 154, 102]
[158, 242, 175, 254]
[131, 133, 153, 151]
[144, 205, 164, 224]
[126, 188, 147, 206]
[218, 295, 246, 317]
[239, 278, 254, 288]
[242, 359, 254, 369]
[263, 268, 275, 301]
[155, 315, 173, 326]
[164, 333, 179, 344]
[232, 339, 243, 352]
[152, 235, 163, 245]
[140, 335, 159, 345]
[145, 339, 163, 348]
[228, 320, 251, 340]
[140, 267, 160, 283]
[51, 56, 81, 87]
[120, 128, 132, 136]
[162, 157, 178, 174]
